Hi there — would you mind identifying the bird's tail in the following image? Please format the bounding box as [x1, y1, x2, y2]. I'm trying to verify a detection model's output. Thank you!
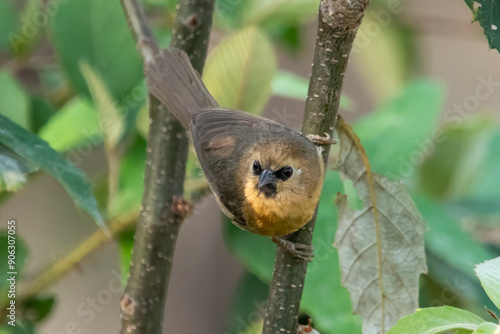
[144, 48, 218, 128]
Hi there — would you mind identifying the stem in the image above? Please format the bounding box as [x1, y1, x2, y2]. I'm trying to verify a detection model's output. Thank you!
[18, 210, 139, 301]
[119, 1, 214, 333]
[263, 1, 369, 333]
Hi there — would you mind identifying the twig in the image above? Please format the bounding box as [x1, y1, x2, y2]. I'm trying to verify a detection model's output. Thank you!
[18, 210, 139, 301]
[12, 182, 209, 307]
[119, 0, 215, 333]
[263, 1, 370, 333]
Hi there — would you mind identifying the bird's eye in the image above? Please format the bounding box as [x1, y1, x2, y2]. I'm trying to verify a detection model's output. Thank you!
[252, 160, 262, 175]
[279, 166, 293, 180]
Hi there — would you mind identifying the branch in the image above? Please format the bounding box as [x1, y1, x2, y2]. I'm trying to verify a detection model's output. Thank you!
[263, 1, 370, 333]
[18, 210, 138, 301]
[119, 0, 214, 333]
[11, 184, 209, 307]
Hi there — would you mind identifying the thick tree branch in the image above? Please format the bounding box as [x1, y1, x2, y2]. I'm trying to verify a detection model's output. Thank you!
[119, 0, 214, 333]
[263, 1, 369, 333]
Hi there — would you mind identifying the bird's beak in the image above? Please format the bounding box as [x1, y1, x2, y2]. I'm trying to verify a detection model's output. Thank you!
[258, 169, 277, 189]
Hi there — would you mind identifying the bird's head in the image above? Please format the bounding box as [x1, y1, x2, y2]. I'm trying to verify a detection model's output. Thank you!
[239, 139, 324, 207]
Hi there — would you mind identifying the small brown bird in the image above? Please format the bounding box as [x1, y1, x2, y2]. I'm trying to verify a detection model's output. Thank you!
[145, 49, 328, 260]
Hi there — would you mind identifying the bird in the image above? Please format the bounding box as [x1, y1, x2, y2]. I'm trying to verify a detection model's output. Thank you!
[144, 48, 331, 261]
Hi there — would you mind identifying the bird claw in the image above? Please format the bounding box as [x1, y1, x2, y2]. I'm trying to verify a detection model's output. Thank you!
[306, 133, 337, 146]
[272, 237, 315, 262]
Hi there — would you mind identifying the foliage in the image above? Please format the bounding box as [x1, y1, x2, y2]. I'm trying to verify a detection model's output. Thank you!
[0, 0, 499, 333]
[334, 120, 427, 334]
[388, 257, 500, 334]
[464, 0, 500, 52]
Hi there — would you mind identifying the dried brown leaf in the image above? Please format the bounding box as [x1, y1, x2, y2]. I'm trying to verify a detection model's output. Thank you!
[333, 118, 427, 334]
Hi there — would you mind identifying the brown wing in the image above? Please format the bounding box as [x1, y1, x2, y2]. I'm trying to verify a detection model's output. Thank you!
[190, 108, 285, 225]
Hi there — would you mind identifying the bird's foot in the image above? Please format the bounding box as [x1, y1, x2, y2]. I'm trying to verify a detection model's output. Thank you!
[272, 237, 314, 262]
[306, 133, 337, 146]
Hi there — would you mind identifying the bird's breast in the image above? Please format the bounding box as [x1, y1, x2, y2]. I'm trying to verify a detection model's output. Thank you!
[240, 181, 316, 236]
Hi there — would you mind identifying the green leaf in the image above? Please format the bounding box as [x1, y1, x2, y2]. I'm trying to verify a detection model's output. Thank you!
[0, 145, 38, 192]
[0, 231, 28, 304]
[38, 98, 101, 152]
[475, 257, 500, 310]
[470, 129, 500, 199]
[418, 116, 496, 200]
[472, 322, 500, 334]
[422, 251, 495, 315]
[80, 61, 124, 150]
[414, 193, 496, 281]
[0, 323, 35, 334]
[49, 0, 143, 99]
[241, 322, 264, 334]
[0, 0, 18, 53]
[387, 306, 485, 334]
[203, 26, 277, 115]
[240, 0, 319, 26]
[30, 97, 56, 133]
[0, 114, 104, 228]
[224, 172, 362, 333]
[271, 70, 352, 110]
[226, 271, 269, 334]
[0, 71, 30, 129]
[22, 296, 56, 322]
[333, 121, 427, 334]
[353, 81, 444, 179]
[464, 0, 500, 52]
[118, 229, 135, 285]
[108, 138, 146, 217]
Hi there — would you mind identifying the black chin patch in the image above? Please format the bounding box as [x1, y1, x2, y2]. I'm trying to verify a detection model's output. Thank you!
[257, 183, 277, 198]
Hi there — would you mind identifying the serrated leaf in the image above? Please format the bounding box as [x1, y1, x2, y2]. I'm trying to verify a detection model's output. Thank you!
[0, 145, 38, 192]
[475, 257, 500, 310]
[38, 98, 101, 152]
[472, 322, 500, 334]
[333, 119, 427, 334]
[464, 0, 500, 52]
[387, 306, 485, 334]
[48, 0, 143, 99]
[0, 71, 30, 129]
[203, 26, 277, 115]
[0, 114, 104, 228]
[80, 61, 124, 150]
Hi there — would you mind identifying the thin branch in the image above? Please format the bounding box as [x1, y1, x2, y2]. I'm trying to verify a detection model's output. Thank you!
[11, 184, 209, 307]
[120, 0, 159, 61]
[17, 210, 138, 301]
[119, 0, 215, 333]
[263, 0, 370, 333]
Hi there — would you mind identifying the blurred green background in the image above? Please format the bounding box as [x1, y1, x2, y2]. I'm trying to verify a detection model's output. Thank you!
[0, 0, 499, 333]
